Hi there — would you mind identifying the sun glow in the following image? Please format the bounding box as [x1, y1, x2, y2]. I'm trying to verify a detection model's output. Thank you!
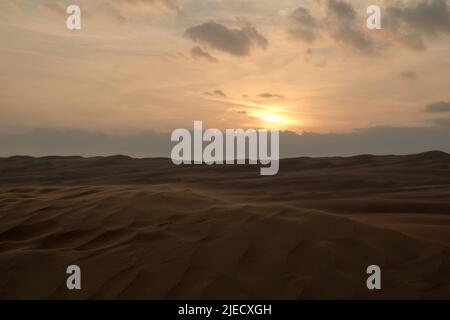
[248, 103, 301, 129]
[252, 110, 292, 128]
[207, 96, 302, 130]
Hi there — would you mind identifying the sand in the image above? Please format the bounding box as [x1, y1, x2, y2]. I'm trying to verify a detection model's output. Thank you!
[0, 152, 450, 299]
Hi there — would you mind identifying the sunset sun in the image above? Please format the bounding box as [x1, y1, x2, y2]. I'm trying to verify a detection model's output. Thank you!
[254, 110, 290, 128]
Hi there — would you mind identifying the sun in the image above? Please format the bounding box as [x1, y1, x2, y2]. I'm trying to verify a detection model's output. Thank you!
[250, 106, 299, 129]
[222, 97, 301, 130]
[254, 111, 289, 127]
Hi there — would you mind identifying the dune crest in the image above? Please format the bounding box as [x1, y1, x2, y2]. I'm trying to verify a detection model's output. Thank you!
[0, 184, 450, 299]
[1, 154, 450, 299]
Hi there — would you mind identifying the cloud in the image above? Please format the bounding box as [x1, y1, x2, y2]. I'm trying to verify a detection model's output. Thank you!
[190, 47, 218, 63]
[432, 117, 450, 127]
[399, 71, 417, 80]
[325, 0, 357, 20]
[329, 27, 376, 54]
[184, 21, 268, 57]
[204, 90, 227, 97]
[386, 0, 450, 34]
[425, 101, 450, 113]
[323, 0, 377, 55]
[3, 125, 450, 158]
[288, 0, 377, 55]
[257, 93, 285, 99]
[288, 0, 450, 55]
[386, 0, 450, 51]
[0, 129, 171, 158]
[213, 90, 226, 97]
[280, 125, 450, 157]
[289, 6, 321, 43]
[113, 0, 183, 13]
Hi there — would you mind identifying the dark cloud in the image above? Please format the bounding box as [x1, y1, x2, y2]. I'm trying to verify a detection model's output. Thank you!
[323, 0, 377, 54]
[190, 47, 218, 63]
[288, 0, 450, 55]
[399, 71, 417, 80]
[432, 117, 450, 127]
[331, 27, 376, 54]
[280, 125, 450, 157]
[289, 6, 321, 43]
[393, 31, 427, 51]
[3, 125, 450, 158]
[204, 90, 227, 97]
[425, 101, 450, 113]
[288, 0, 377, 55]
[184, 21, 268, 57]
[386, 0, 450, 51]
[213, 90, 226, 97]
[325, 0, 357, 20]
[258, 93, 285, 99]
[0, 129, 171, 158]
[386, 0, 450, 34]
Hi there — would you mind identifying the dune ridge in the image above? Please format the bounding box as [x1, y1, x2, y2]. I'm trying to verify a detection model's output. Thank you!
[1, 153, 450, 299]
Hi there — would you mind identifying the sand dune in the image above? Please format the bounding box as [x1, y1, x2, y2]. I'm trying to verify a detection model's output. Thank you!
[1, 152, 450, 299]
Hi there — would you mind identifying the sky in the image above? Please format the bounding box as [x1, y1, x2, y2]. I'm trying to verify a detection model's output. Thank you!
[0, 0, 450, 156]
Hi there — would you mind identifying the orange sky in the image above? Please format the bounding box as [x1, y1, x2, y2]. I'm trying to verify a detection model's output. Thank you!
[1, 0, 449, 136]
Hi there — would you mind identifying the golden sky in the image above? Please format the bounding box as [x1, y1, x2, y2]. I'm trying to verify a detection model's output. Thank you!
[1, 0, 450, 137]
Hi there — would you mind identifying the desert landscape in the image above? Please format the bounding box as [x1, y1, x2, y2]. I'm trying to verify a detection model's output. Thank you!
[1, 151, 450, 299]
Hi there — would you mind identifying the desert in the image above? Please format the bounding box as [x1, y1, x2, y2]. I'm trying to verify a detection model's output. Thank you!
[0, 152, 449, 299]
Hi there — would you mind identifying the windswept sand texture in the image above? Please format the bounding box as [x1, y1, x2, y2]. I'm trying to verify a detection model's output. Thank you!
[1, 152, 450, 299]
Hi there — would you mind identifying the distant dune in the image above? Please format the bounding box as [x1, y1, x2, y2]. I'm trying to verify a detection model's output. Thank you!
[1, 152, 450, 299]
